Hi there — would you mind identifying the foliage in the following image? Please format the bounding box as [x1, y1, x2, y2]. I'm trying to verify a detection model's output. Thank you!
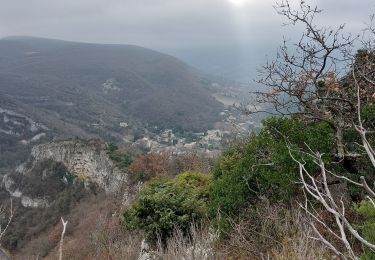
[127, 153, 168, 183]
[174, 171, 211, 198]
[354, 200, 375, 259]
[208, 117, 336, 228]
[107, 143, 133, 170]
[362, 102, 375, 130]
[122, 171, 211, 245]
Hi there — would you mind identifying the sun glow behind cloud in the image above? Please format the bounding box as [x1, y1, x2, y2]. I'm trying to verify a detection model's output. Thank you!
[227, 0, 249, 7]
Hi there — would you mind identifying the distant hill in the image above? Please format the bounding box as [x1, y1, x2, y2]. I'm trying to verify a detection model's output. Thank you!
[0, 37, 224, 140]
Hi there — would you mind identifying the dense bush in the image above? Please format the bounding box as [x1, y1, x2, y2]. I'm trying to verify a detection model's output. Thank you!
[107, 143, 133, 170]
[209, 117, 336, 223]
[122, 171, 211, 245]
[354, 199, 375, 259]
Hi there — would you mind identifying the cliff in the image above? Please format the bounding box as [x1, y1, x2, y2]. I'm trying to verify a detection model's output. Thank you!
[28, 139, 125, 193]
[2, 139, 127, 208]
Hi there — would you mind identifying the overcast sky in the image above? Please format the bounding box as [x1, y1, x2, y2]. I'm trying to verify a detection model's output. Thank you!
[0, 0, 373, 80]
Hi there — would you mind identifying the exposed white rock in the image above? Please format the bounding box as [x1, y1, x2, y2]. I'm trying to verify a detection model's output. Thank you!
[29, 140, 126, 193]
[102, 78, 120, 93]
[20, 132, 47, 145]
[21, 196, 49, 208]
[119, 122, 128, 128]
[4, 139, 128, 208]
[0, 107, 49, 132]
[2, 175, 48, 208]
[15, 163, 26, 174]
[3, 175, 15, 192]
[0, 129, 19, 136]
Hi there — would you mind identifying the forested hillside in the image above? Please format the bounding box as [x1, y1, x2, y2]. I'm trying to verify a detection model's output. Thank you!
[1, 1, 375, 259]
[0, 36, 223, 135]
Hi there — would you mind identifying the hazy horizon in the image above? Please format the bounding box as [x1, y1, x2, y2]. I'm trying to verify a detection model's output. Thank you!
[0, 0, 373, 81]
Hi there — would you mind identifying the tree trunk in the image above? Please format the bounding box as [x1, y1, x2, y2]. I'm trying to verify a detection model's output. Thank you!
[335, 126, 345, 159]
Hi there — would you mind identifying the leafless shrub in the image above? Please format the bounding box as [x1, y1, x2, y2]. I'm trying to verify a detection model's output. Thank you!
[267, 209, 332, 260]
[167, 152, 213, 176]
[220, 199, 330, 259]
[90, 219, 218, 260]
[289, 147, 375, 259]
[90, 214, 142, 260]
[286, 34, 375, 259]
[247, 2, 375, 256]
[58, 218, 68, 260]
[251, 0, 375, 159]
[154, 224, 219, 260]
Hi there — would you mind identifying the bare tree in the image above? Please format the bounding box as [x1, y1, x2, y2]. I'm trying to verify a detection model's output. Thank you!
[255, 3, 375, 256]
[252, 0, 375, 158]
[290, 149, 375, 259]
[59, 217, 68, 260]
[287, 55, 375, 259]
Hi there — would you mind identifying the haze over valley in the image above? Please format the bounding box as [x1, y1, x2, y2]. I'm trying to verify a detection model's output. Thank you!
[0, 0, 374, 259]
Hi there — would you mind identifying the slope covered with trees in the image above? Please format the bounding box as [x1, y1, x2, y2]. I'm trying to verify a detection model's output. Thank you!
[2, 1, 375, 259]
[0, 36, 223, 136]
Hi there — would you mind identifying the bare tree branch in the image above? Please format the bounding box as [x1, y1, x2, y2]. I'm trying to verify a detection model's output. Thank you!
[0, 199, 13, 244]
[59, 217, 68, 260]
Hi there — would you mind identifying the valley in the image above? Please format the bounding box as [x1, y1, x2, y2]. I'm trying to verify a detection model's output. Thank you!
[0, 36, 264, 258]
[0, 1, 373, 259]
[0, 36, 263, 168]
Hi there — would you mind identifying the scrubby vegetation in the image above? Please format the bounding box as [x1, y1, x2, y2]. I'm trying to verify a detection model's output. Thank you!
[107, 143, 133, 170]
[117, 1, 375, 258]
[3, 1, 375, 259]
[354, 200, 375, 259]
[117, 115, 375, 259]
[122, 171, 211, 245]
[209, 117, 335, 220]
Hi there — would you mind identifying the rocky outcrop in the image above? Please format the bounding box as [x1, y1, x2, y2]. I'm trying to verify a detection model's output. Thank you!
[3, 139, 127, 208]
[27, 139, 126, 193]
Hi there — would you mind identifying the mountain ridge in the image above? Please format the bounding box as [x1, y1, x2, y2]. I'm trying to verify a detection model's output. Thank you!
[0, 36, 224, 134]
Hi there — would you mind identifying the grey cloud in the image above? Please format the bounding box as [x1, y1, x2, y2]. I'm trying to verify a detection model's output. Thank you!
[0, 0, 371, 47]
[0, 0, 372, 80]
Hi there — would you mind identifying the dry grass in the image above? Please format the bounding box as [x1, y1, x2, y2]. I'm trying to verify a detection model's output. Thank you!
[153, 224, 219, 260]
[13, 195, 333, 259]
[220, 198, 332, 260]
[90, 222, 219, 260]
[13, 193, 126, 260]
[88, 213, 142, 260]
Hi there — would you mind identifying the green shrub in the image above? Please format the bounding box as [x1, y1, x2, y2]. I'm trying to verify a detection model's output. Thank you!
[174, 171, 211, 197]
[107, 143, 132, 170]
[354, 199, 375, 259]
[122, 172, 210, 245]
[209, 117, 336, 223]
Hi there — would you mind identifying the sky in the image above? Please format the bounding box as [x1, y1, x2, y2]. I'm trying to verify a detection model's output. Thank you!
[0, 0, 373, 81]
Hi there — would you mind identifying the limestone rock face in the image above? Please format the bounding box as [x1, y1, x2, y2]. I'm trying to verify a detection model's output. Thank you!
[3, 139, 127, 208]
[29, 139, 125, 193]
